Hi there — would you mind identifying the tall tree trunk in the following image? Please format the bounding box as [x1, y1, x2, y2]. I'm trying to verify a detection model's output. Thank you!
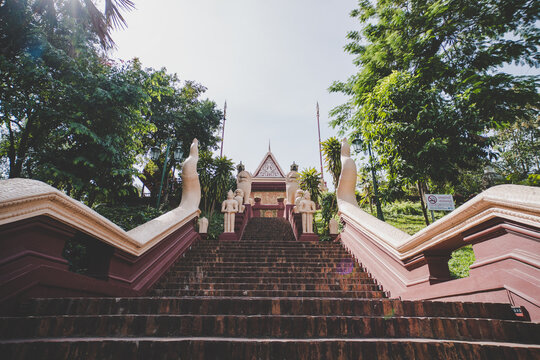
[417, 181, 430, 226]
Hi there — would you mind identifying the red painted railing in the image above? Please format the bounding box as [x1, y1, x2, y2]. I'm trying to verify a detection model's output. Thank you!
[336, 138, 540, 321]
[0, 214, 199, 314]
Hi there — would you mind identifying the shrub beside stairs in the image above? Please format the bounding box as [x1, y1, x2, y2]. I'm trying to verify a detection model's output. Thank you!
[1, 218, 539, 359]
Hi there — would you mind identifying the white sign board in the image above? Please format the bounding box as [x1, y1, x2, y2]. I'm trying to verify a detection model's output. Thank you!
[425, 194, 455, 211]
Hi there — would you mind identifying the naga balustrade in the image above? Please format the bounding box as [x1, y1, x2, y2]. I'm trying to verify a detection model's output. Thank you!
[0, 140, 203, 314]
[336, 138, 540, 321]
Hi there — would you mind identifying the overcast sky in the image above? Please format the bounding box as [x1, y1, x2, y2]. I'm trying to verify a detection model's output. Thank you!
[112, 0, 359, 188]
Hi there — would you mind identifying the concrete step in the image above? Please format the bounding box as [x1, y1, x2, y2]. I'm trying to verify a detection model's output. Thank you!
[18, 297, 525, 320]
[155, 276, 379, 285]
[147, 289, 386, 298]
[151, 283, 383, 292]
[159, 271, 373, 280]
[2, 337, 539, 360]
[2, 315, 538, 343]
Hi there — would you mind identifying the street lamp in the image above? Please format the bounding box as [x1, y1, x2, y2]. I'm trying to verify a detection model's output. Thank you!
[148, 140, 183, 209]
[352, 137, 385, 221]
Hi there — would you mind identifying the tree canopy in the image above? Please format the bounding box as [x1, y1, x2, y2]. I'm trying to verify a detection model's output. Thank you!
[1, 0, 223, 207]
[330, 0, 539, 189]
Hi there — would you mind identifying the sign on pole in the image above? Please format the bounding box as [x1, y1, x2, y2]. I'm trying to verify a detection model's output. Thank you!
[425, 194, 455, 211]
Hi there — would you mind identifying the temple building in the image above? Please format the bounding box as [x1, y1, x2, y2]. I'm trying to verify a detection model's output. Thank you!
[249, 150, 287, 205]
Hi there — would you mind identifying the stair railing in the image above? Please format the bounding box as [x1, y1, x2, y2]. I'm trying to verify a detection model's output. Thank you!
[336, 138, 540, 321]
[0, 139, 203, 314]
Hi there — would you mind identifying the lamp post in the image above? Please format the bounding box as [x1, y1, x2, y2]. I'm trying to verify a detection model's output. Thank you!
[352, 137, 385, 221]
[149, 139, 183, 209]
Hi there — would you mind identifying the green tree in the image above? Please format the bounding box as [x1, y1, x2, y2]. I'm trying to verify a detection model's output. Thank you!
[320, 191, 338, 235]
[493, 115, 540, 183]
[357, 166, 374, 213]
[0, 0, 223, 209]
[330, 0, 539, 222]
[298, 167, 322, 204]
[29, 0, 135, 49]
[139, 70, 223, 203]
[197, 151, 235, 217]
[1, 1, 150, 189]
[321, 137, 342, 189]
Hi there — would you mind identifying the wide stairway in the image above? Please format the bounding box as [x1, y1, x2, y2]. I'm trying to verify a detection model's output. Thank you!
[1, 217, 539, 359]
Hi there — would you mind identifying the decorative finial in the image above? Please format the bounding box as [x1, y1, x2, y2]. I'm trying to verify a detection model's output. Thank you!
[268, 140, 271, 153]
[290, 162, 298, 172]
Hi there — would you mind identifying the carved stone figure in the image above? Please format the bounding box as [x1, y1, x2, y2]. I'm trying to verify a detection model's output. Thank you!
[236, 168, 253, 205]
[221, 190, 239, 233]
[329, 218, 339, 235]
[298, 192, 316, 234]
[285, 168, 300, 205]
[293, 189, 304, 213]
[234, 189, 245, 212]
[198, 217, 209, 234]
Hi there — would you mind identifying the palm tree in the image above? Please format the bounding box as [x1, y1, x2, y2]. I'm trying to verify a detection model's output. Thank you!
[321, 137, 342, 189]
[34, 0, 135, 49]
[298, 168, 322, 204]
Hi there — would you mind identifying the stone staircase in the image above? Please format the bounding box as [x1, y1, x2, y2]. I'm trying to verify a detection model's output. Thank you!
[1, 217, 539, 359]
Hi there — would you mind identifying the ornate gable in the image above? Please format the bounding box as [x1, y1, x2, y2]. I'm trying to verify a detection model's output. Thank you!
[253, 152, 285, 178]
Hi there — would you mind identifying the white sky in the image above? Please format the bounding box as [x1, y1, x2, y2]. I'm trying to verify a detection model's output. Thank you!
[111, 0, 359, 189]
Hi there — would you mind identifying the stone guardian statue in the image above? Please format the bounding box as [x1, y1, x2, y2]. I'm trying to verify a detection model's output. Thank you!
[298, 192, 316, 234]
[285, 163, 300, 205]
[234, 189, 245, 212]
[293, 189, 304, 213]
[222, 190, 239, 233]
[236, 162, 253, 205]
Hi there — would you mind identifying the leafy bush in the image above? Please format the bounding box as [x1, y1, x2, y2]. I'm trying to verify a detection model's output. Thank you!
[527, 174, 540, 187]
[94, 205, 164, 231]
[320, 192, 337, 228]
[200, 211, 224, 240]
[314, 211, 332, 241]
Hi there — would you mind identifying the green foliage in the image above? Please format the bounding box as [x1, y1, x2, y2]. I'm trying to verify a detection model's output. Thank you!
[0, 1, 223, 209]
[23, 0, 135, 49]
[313, 211, 331, 241]
[93, 204, 165, 231]
[298, 167, 322, 203]
[321, 137, 342, 189]
[492, 115, 540, 184]
[527, 174, 540, 186]
[197, 152, 235, 216]
[0, 1, 150, 203]
[331, 0, 539, 190]
[200, 211, 225, 240]
[320, 192, 338, 234]
[385, 201, 423, 216]
[448, 245, 476, 279]
[138, 71, 223, 203]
